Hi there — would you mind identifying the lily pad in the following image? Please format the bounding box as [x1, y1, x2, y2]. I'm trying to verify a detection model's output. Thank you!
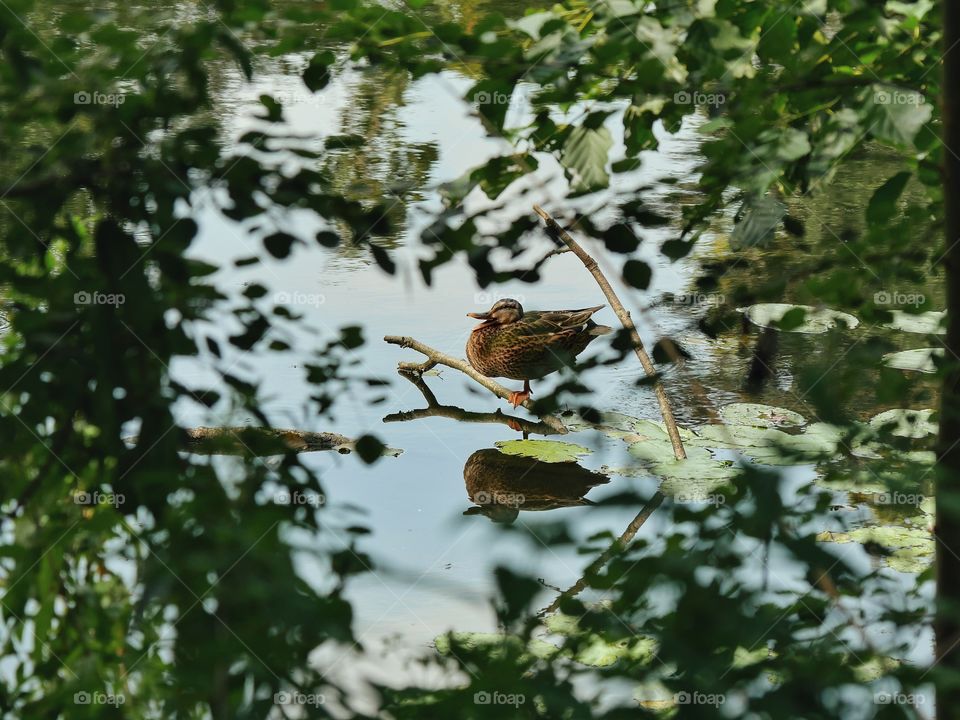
[623, 442, 738, 496]
[719, 402, 806, 428]
[542, 613, 657, 667]
[686, 423, 773, 450]
[566, 412, 696, 443]
[818, 451, 936, 496]
[882, 348, 943, 373]
[494, 439, 591, 463]
[817, 524, 933, 573]
[434, 632, 557, 662]
[437, 615, 657, 669]
[883, 310, 945, 335]
[868, 408, 937, 439]
[687, 422, 840, 465]
[739, 303, 860, 334]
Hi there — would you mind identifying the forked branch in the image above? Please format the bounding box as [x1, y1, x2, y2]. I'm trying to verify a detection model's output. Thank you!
[383, 335, 568, 434]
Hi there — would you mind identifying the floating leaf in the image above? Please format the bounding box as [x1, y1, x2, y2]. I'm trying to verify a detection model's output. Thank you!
[869, 408, 937, 439]
[882, 310, 944, 334]
[494, 439, 591, 463]
[739, 303, 859, 334]
[719, 403, 806, 428]
[817, 524, 932, 573]
[626, 442, 738, 488]
[567, 412, 697, 443]
[543, 613, 658, 667]
[434, 632, 555, 661]
[687, 422, 840, 465]
[882, 348, 942, 373]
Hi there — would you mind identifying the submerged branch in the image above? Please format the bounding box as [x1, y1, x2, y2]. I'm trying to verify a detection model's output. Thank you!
[383, 335, 568, 434]
[384, 370, 565, 436]
[163, 427, 401, 457]
[539, 491, 665, 616]
[532, 204, 687, 460]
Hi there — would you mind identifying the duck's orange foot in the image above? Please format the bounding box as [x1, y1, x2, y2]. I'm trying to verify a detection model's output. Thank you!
[507, 390, 531, 408]
[506, 418, 523, 432]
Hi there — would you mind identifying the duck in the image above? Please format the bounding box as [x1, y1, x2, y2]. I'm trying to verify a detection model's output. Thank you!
[466, 298, 612, 407]
[462, 448, 609, 523]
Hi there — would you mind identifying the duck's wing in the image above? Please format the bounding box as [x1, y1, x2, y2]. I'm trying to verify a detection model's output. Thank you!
[521, 305, 605, 333]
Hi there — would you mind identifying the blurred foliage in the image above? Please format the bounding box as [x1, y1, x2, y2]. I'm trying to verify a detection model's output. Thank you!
[0, 0, 948, 718]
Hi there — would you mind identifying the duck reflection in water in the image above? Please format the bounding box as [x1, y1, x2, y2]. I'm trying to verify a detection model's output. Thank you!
[462, 449, 609, 523]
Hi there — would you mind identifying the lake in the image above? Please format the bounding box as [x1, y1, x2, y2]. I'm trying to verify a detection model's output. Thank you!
[166, 18, 938, 709]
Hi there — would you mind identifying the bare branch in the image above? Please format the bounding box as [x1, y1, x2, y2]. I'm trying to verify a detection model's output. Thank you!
[383, 335, 568, 434]
[533, 204, 687, 460]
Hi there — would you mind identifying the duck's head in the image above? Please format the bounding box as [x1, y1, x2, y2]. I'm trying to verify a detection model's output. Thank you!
[467, 298, 524, 325]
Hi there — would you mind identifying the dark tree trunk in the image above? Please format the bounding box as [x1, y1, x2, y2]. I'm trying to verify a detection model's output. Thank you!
[937, 0, 960, 711]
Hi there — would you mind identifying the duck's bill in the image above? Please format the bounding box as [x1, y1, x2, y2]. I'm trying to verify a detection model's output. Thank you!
[467, 312, 490, 319]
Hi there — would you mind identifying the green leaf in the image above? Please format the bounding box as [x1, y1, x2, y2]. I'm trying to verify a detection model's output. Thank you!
[729, 196, 786, 250]
[494, 439, 591, 463]
[243, 283, 268, 300]
[561, 126, 613, 191]
[354, 434, 386, 464]
[602, 224, 640, 253]
[622, 260, 651, 289]
[866, 87, 932, 148]
[866, 172, 911, 224]
[264, 232, 297, 259]
[468, 79, 514, 131]
[370, 244, 396, 274]
[719, 403, 806, 428]
[303, 50, 335, 92]
[316, 230, 341, 248]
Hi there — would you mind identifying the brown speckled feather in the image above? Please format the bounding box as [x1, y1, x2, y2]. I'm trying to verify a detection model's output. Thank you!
[466, 305, 611, 380]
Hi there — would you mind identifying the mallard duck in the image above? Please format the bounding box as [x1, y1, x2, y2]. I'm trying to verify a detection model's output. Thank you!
[466, 298, 611, 407]
[462, 448, 609, 523]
